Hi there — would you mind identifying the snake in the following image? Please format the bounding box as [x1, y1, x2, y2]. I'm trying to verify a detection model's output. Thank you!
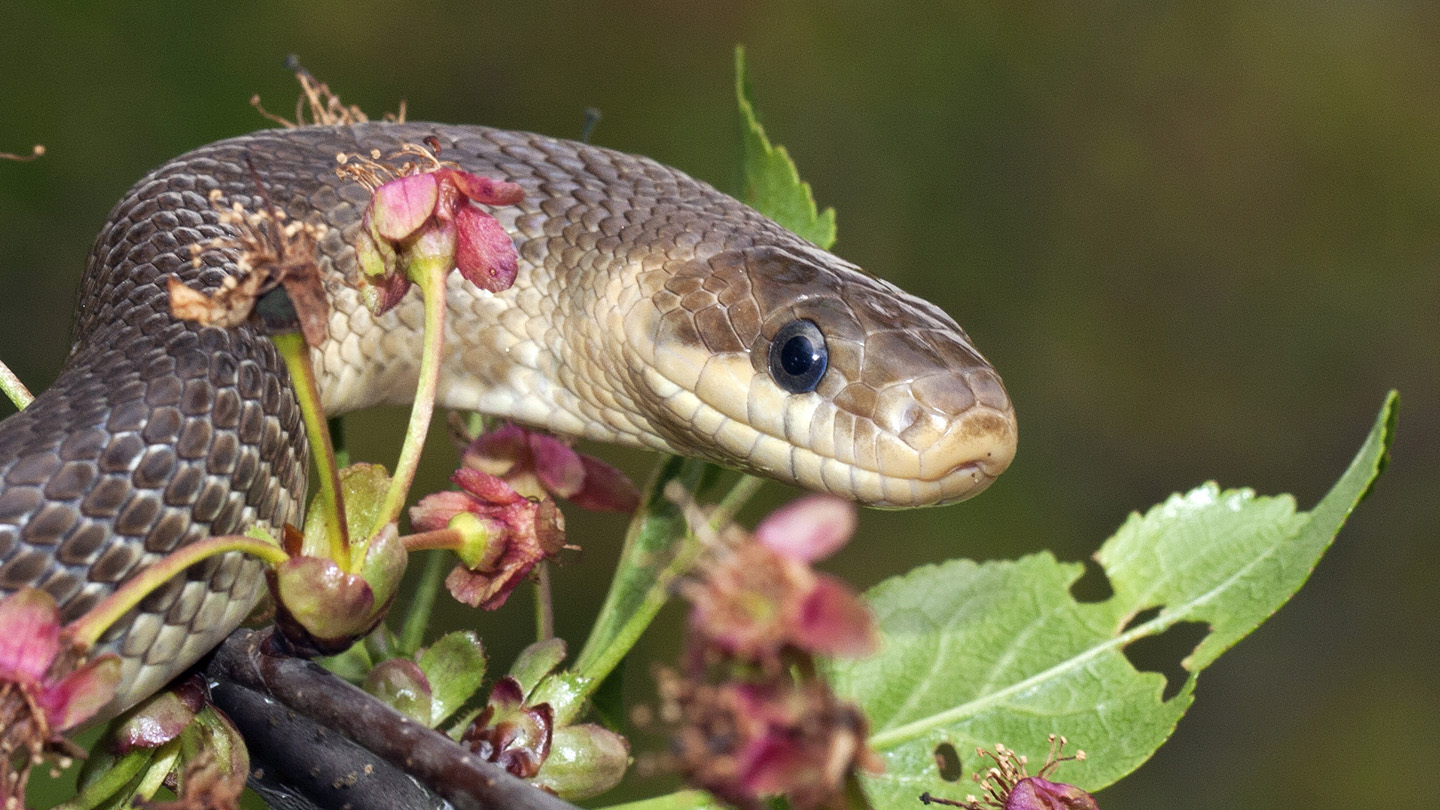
[0, 122, 1016, 717]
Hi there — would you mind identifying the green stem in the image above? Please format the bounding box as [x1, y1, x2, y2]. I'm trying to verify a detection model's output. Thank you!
[374, 257, 447, 533]
[399, 549, 449, 654]
[274, 331, 349, 568]
[573, 536, 702, 693]
[400, 527, 464, 553]
[709, 473, 763, 529]
[67, 535, 290, 650]
[534, 561, 554, 641]
[594, 790, 724, 810]
[0, 356, 33, 409]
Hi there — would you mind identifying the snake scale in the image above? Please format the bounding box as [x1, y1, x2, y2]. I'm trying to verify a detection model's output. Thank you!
[0, 122, 1016, 716]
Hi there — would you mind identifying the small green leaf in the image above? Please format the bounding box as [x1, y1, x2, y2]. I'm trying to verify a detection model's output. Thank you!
[530, 670, 591, 727]
[736, 46, 837, 249]
[510, 637, 567, 696]
[417, 630, 487, 727]
[830, 392, 1396, 806]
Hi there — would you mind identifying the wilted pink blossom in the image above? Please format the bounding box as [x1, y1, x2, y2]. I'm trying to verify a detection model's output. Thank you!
[461, 676, 554, 778]
[410, 468, 565, 609]
[355, 166, 524, 314]
[0, 588, 122, 806]
[0, 588, 120, 732]
[658, 669, 881, 810]
[684, 495, 876, 664]
[464, 423, 639, 512]
[920, 737, 1098, 810]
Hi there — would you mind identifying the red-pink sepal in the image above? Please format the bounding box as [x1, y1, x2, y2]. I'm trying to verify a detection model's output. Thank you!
[754, 493, 857, 562]
[464, 423, 639, 512]
[0, 587, 122, 731]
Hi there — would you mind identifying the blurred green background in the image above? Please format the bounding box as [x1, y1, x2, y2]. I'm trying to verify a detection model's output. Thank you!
[2, 2, 1434, 808]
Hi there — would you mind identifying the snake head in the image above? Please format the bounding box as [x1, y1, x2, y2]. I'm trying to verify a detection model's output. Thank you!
[628, 244, 1017, 508]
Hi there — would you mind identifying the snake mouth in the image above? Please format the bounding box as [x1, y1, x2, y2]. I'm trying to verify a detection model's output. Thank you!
[887, 412, 1013, 507]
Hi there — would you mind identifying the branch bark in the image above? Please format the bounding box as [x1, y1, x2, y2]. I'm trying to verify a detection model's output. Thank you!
[204, 627, 584, 810]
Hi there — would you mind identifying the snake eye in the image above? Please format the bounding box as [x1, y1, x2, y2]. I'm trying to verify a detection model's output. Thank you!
[768, 319, 828, 394]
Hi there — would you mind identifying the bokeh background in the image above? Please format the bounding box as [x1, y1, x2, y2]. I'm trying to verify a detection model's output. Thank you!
[2, 2, 1434, 808]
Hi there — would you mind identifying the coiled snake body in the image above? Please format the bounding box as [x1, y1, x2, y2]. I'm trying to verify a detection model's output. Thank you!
[0, 123, 1016, 715]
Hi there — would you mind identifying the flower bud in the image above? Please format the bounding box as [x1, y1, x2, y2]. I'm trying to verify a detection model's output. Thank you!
[532, 723, 630, 800]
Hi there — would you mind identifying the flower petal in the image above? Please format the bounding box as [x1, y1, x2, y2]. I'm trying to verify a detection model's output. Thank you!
[463, 423, 529, 478]
[445, 563, 509, 609]
[40, 653, 122, 731]
[795, 575, 878, 658]
[0, 587, 62, 682]
[526, 432, 586, 500]
[755, 494, 857, 562]
[1024, 777, 1099, 810]
[455, 205, 519, 292]
[409, 490, 479, 532]
[451, 172, 525, 206]
[570, 455, 641, 513]
[371, 172, 438, 240]
[453, 467, 525, 505]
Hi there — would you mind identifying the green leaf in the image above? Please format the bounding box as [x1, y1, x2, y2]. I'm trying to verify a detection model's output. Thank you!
[510, 637, 568, 696]
[735, 46, 837, 249]
[417, 630, 488, 727]
[530, 670, 591, 727]
[830, 392, 1396, 806]
[301, 462, 392, 559]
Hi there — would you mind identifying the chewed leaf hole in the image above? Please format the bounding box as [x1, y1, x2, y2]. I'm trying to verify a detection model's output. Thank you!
[1122, 606, 1162, 632]
[933, 742, 963, 782]
[1122, 618, 1209, 701]
[1069, 558, 1114, 603]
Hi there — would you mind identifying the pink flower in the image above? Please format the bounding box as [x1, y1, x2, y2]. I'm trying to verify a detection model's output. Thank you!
[0, 588, 122, 806]
[659, 670, 881, 810]
[920, 737, 1098, 810]
[410, 468, 566, 610]
[1002, 777, 1099, 810]
[685, 495, 876, 663]
[463, 423, 640, 512]
[0, 588, 120, 732]
[355, 167, 524, 315]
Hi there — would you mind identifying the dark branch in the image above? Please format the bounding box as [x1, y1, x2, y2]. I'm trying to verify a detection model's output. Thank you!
[204, 628, 584, 810]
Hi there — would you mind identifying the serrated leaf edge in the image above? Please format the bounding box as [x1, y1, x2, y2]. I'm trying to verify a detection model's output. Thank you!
[865, 391, 1396, 751]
